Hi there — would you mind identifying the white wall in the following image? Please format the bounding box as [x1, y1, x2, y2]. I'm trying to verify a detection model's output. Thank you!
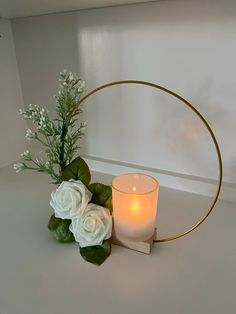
[11, 0, 236, 199]
[0, 19, 27, 167]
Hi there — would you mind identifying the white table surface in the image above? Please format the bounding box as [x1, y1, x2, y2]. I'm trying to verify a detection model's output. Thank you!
[0, 165, 235, 314]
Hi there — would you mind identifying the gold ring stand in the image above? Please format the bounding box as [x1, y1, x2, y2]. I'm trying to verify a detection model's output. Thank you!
[77, 80, 223, 244]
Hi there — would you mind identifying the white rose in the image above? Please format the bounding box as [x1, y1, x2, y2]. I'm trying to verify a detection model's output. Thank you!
[70, 203, 112, 247]
[50, 180, 92, 219]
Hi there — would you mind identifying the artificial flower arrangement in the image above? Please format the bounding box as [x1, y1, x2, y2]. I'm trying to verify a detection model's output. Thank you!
[14, 71, 113, 265]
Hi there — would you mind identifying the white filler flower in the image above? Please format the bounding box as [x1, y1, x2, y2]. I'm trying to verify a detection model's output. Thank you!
[70, 203, 112, 247]
[13, 163, 25, 173]
[25, 128, 36, 140]
[50, 180, 92, 219]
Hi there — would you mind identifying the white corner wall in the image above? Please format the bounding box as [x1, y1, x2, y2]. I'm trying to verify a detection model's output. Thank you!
[0, 19, 27, 167]
[11, 0, 236, 200]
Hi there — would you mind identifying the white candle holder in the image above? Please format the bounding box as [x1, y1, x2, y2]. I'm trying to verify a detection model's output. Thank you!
[111, 173, 159, 253]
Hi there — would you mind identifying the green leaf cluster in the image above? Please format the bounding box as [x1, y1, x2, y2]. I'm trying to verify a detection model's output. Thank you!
[80, 240, 112, 266]
[88, 182, 112, 212]
[48, 215, 75, 243]
[61, 156, 91, 186]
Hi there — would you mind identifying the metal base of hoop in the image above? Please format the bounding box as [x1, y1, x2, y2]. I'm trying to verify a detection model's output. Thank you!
[112, 228, 157, 254]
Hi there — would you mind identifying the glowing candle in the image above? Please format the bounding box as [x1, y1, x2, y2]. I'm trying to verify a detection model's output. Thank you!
[112, 173, 159, 242]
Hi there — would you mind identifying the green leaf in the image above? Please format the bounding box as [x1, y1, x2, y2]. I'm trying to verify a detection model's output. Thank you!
[79, 240, 112, 266]
[48, 214, 75, 243]
[48, 214, 61, 231]
[61, 157, 91, 186]
[88, 183, 112, 207]
[104, 195, 113, 214]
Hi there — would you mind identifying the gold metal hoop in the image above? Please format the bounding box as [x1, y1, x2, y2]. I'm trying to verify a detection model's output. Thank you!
[77, 80, 223, 243]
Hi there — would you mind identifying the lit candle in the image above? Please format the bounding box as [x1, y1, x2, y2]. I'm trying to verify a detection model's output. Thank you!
[112, 173, 159, 242]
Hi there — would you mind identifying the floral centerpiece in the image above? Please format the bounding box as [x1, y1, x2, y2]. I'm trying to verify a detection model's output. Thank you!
[14, 71, 113, 265]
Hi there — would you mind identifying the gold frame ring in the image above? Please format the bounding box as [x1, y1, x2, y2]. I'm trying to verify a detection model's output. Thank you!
[77, 80, 223, 243]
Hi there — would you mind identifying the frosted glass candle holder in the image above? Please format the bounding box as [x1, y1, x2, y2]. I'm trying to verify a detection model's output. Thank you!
[112, 173, 159, 242]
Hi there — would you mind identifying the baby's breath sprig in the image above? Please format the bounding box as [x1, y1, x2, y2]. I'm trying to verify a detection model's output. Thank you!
[14, 70, 86, 184]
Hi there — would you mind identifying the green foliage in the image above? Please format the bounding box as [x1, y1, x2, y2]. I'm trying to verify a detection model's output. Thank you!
[61, 157, 91, 186]
[15, 70, 86, 184]
[79, 240, 112, 266]
[48, 214, 61, 231]
[48, 214, 75, 243]
[105, 195, 113, 213]
[16, 70, 114, 265]
[88, 183, 112, 211]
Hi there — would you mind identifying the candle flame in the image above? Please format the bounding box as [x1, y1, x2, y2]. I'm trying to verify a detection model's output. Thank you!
[131, 199, 140, 214]
[132, 186, 136, 192]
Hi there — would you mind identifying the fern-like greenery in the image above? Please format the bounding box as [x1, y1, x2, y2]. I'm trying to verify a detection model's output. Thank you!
[14, 70, 86, 184]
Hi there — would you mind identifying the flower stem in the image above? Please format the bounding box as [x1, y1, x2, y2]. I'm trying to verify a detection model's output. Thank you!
[59, 123, 67, 172]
